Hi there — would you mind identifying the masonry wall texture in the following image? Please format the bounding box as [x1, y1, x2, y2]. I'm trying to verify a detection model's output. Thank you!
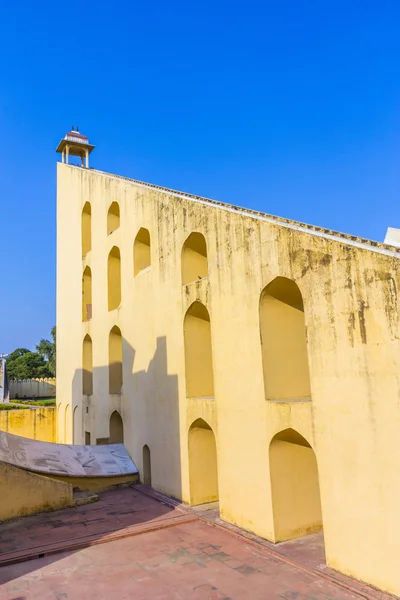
[0, 408, 55, 442]
[56, 163, 400, 596]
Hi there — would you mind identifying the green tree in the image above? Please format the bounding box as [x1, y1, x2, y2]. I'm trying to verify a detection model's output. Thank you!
[6, 350, 52, 379]
[36, 326, 56, 376]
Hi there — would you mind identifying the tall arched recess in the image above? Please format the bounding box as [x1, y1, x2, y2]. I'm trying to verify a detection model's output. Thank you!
[109, 326, 123, 394]
[108, 246, 121, 311]
[182, 232, 208, 285]
[82, 334, 93, 395]
[82, 266, 92, 321]
[82, 202, 91, 256]
[269, 429, 323, 542]
[188, 418, 219, 505]
[260, 277, 311, 401]
[107, 202, 120, 235]
[109, 410, 124, 443]
[134, 227, 151, 276]
[184, 302, 214, 398]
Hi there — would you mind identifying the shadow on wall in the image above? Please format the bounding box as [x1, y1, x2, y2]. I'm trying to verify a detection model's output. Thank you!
[63, 335, 182, 501]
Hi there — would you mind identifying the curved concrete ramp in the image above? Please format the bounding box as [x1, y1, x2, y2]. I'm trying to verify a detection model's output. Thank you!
[0, 431, 138, 478]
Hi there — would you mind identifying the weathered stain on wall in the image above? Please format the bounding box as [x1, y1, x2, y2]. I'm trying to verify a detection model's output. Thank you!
[0, 408, 55, 442]
[56, 163, 400, 597]
[9, 378, 56, 399]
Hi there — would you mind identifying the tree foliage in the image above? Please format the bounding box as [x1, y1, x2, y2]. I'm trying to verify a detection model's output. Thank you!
[36, 326, 56, 376]
[7, 327, 56, 379]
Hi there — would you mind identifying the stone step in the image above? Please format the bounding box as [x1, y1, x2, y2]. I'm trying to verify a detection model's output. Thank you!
[73, 490, 99, 507]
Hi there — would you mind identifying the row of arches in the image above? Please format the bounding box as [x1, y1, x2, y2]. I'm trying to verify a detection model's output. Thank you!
[82, 326, 123, 396]
[188, 419, 322, 540]
[82, 277, 310, 402]
[83, 201, 207, 284]
[82, 206, 209, 322]
[63, 405, 124, 445]
[82, 229, 151, 320]
[82, 200, 151, 271]
[184, 276, 310, 401]
[82, 201, 120, 253]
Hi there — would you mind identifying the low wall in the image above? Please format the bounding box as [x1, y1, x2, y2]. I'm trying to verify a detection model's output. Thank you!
[0, 408, 56, 442]
[9, 378, 56, 399]
[0, 461, 73, 521]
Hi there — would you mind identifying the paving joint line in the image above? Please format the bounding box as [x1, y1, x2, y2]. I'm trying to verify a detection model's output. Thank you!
[0, 512, 198, 567]
[135, 486, 396, 600]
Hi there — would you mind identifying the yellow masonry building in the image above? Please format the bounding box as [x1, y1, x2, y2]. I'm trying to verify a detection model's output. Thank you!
[56, 133, 400, 596]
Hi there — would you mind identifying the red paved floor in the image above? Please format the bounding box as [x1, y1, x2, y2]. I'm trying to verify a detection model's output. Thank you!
[0, 519, 378, 600]
[0, 487, 397, 600]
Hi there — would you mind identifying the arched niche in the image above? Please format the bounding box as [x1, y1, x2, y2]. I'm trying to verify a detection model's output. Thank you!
[82, 202, 91, 256]
[109, 410, 124, 443]
[260, 277, 311, 401]
[188, 418, 218, 505]
[82, 334, 93, 395]
[82, 266, 92, 321]
[269, 428, 323, 542]
[134, 227, 151, 276]
[109, 326, 123, 394]
[108, 246, 121, 311]
[143, 444, 152, 486]
[181, 232, 208, 285]
[73, 406, 80, 444]
[64, 403, 71, 444]
[183, 302, 214, 398]
[107, 202, 120, 235]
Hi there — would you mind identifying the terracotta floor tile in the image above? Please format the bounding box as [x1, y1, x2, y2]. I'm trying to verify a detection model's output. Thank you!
[0, 488, 397, 600]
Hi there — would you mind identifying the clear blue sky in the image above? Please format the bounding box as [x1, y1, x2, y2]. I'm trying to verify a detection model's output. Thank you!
[1, 1, 399, 353]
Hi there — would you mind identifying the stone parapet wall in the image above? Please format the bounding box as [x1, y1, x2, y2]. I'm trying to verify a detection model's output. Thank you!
[9, 378, 56, 399]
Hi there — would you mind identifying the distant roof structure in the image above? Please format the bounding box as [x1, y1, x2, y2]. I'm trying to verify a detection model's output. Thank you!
[384, 227, 400, 249]
[56, 128, 95, 156]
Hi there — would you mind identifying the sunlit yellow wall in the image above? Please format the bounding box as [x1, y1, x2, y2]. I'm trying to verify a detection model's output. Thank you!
[57, 163, 400, 596]
[0, 408, 55, 442]
[0, 462, 72, 521]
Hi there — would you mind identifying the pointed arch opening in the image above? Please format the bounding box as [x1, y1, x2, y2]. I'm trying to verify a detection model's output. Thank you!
[269, 428, 323, 542]
[82, 266, 92, 321]
[183, 302, 214, 398]
[188, 418, 218, 505]
[109, 410, 124, 443]
[107, 202, 120, 235]
[64, 404, 71, 444]
[73, 406, 80, 444]
[182, 232, 208, 285]
[108, 246, 121, 311]
[260, 277, 311, 401]
[134, 227, 151, 276]
[109, 326, 123, 394]
[143, 444, 152, 486]
[82, 202, 91, 256]
[82, 334, 93, 395]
